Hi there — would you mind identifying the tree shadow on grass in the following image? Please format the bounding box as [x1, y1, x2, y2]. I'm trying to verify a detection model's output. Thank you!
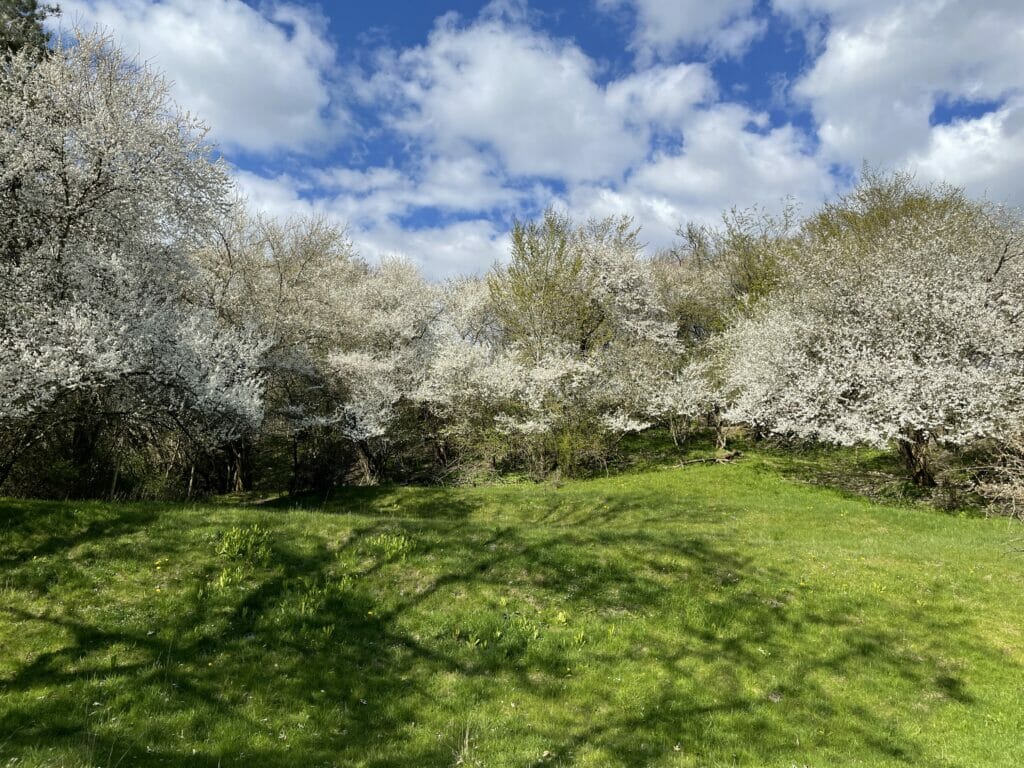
[0, 489, 1018, 766]
[0, 536, 457, 765]
[258, 484, 478, 522]
[0, 498, 167, 567]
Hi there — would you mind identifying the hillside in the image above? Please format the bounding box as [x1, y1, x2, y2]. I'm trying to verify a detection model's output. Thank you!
[2, 454, 1023, 767]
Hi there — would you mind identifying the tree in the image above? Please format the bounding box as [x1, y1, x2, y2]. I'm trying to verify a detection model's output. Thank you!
[803, 165, 963, 246]
[0, 32, 263, 493]
[489, 210, 607, 359]
[647, 205, 799, 449]
[722, 174, 1024, 485]
[650, 357, 729, 448]
[193, 207, 361, 491]
[330, 257, 440, 484]
[1, 0, 58, 58]
[412, 277, 507, 473]
[434, 209, 681, 476]
[653, 203, 798, 346]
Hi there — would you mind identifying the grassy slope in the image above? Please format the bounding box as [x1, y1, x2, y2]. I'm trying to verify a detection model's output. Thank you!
[1, 453, 1022, 767]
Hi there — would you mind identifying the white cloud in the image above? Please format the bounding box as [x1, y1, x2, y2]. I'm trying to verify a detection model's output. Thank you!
[597, 0, 766, 60]
[54, 0, 344, 154]
[368, 12, 647, 182]
[233, 169, 512, 279]
[566, 103, 834, 251]
[309, 153, 536, 227]
[780, 0, 1024, 200]
[234, 6, 837, 277]
[629, 106, 829, 204]
[233, 169, 319, 220]
[605, 63, 718, 128]
[75, 1, 1024, 277]
[357, 219, 512, 279]
[907, 96, 1024, 202]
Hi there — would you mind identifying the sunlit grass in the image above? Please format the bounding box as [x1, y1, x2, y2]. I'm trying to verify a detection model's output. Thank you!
[1, 450, 1022, 766]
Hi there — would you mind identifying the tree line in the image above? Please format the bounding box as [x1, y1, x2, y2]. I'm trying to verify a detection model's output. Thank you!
[2, 26, 1023, 511]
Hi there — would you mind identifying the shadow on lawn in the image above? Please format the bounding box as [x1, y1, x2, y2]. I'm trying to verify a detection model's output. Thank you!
[260, 484, 478, 520]
[0, 489, 1012, 766]
[0, 498, 166, 567]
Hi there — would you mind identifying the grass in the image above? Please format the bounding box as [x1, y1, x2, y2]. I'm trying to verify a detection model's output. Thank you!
[1, 449, 1023, 766]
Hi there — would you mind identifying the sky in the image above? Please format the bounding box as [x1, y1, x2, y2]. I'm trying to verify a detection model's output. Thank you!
[48, 0, 1024, 278]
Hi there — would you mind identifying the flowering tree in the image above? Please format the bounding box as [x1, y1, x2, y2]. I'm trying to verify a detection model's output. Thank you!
[412, 278, 505, 469]
[420, 210, 680, 476]
[642, 205, 801, 452]
[723, 176, 1024, 485]
[192, 208, 362, 490]
[654, 204, 798, 345]
[0, 33, 263, 491]
[330, 257, 440, 483]
[648, 358, 727, 448]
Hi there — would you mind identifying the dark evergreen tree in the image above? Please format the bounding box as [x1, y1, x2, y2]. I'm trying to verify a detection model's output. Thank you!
[1, 0, 59, 58]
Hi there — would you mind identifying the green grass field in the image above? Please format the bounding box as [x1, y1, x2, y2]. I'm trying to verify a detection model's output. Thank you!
[1, 450, 1023, 767]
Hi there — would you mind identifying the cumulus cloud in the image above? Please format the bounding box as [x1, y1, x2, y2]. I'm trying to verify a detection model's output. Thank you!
[54, 0, 345, 154]
[315, 154, 527, 218]
[907, 97, 1024, 201]
[233, 169, 319, 221]
[50, 0, 1024, 278]
[234, 5, 833, 276]
[233, 169, 511, 278]
[605, 63, 718, 128]
[566, 104, 834, 251]
[367, 12, 646, 182]
[597, 0, 766, 60]
[779, 0, 1024, 200]
[357, 219, 512, 279]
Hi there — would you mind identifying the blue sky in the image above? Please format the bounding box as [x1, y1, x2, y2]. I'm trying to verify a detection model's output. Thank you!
[51, 0, 1024, 277]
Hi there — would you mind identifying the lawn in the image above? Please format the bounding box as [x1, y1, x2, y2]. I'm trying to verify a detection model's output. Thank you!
[1, 451, 1022, 767]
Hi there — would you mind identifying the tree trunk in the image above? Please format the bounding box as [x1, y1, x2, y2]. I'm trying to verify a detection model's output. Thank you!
[227, 437, 253, 493]
[897, 430, 936, 487]
[669, 417, 687, 449]
[289, 433, 301, 494]
[355, 441, 385, 485]
[0, 414, 52, 490]
[0, 454, 17, 491]
[434, 439, 450, 468]
[108, 457, 121, 500]
[70, 419, 103, 498]
[710, 405, 727, 450]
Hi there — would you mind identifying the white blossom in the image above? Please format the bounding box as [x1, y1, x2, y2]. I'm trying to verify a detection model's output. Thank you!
[328, 257, 440, 480]
[0, 32, 264, 471]
[723, 200, 1024, 463]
